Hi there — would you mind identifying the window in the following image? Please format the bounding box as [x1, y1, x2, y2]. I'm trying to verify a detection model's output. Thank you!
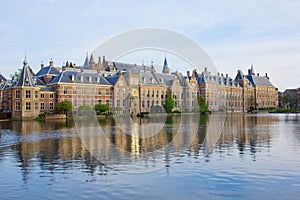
[122, 88, 126, 96]
[40, 102, 45, 110]
[50, 93, 54, 99]
[15, 102, 21, 111]
[15, 90, 21, 99]
[142, 89, 145, 97]
[98, 88, 102, 95]
[152, 90, 154, 97]
[63, 86, 67, 94]
[90, 88, 94, 95]
[119, 80, 123, 86]
[40, 93, 45, 98]
[83, 99, 86, 105]
[117, 100, 120, 107]
[35, 91, 38, 98]
[25, 90, 31, 98]
[142, 100, 145, 108]
[49, 102, 54, 110]
[73, 88, 77, 94]
[25, 102, 31, 110]
[98, 100, 102, 104]
[116, 88, 120, 96]
[106, 100, 109, 105]
[82, 88, 86, 95]
[35, 102, 39, 110]
[106, 88, 110, 95]
[123, 100, 126, 107]
[156, 90, 159, 97]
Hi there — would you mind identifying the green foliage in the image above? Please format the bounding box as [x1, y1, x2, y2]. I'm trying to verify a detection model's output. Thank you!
[10, 68, 22, 80]
[78, 105, 93, 111]
[57, 100, 73, 114]
[165, 89, 174, 113]
[94, 104, 110, 114]
[36, 114, 45, 122]
[197, 94, 209, 114]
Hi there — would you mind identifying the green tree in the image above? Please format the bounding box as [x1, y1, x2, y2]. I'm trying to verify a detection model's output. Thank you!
[165, 89, 174, 113]
[79, 105, 93, 111]
[10, 68, 22, 80]
[57, 100, 72, 114]
[94, 104, 110, 114]
[197, 94, 209, 114]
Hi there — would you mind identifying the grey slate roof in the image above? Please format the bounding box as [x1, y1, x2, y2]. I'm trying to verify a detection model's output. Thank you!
[154, 73, 175, 87]
[247, 75, 273, 86]
[15, 58, 37, 87]
[0, 74, 7, 83]
[113, 62, 151, 72]
[140, 71, 159, 85]
[48, 71, 111, 85]
[36, 66, 60, 77]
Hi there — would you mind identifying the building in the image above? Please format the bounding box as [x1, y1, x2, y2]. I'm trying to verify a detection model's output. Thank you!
[0, 53, 279, 119]
[283, 87, 300, 109]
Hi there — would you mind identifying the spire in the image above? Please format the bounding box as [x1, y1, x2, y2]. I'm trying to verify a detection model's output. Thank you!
[251, 64, 255, 75]
[15, 56, 36, 87]
[83, 52, 89, 69]
[89, 53, 95, 63]
[162, 53, 170, 74]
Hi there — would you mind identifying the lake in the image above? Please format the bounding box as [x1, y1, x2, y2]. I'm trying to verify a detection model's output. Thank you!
[0, 113, 299, 200]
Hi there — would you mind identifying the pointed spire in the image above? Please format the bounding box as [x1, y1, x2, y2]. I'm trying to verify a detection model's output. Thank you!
[83, 52, 89, 69]
[251, 64, 254, 75]
[162, 53, 170, 74]
[15, 56, 36, 87]
[89, 53, 95, 63]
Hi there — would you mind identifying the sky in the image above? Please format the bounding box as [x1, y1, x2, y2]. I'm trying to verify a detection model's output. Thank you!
[0, 0, 299, 91]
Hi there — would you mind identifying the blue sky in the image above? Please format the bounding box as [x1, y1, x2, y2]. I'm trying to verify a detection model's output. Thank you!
[0, 0, 299, 90]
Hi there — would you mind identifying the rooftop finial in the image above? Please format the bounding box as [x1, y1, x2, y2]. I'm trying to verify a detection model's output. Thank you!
[23, 52, 28, 65]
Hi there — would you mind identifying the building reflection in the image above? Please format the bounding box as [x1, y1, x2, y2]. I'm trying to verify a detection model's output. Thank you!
[0, 113, 278, 180]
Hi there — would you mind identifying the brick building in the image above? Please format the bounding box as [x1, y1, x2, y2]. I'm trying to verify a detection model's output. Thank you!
[0, 54, 279, 119]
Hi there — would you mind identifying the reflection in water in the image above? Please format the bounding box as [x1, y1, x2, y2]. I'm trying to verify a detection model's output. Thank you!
[0, 114, 280, 176]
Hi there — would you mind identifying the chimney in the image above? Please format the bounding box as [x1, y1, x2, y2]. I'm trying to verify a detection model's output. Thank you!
[49, 60, 54, 67]
[144, 65, 146, 72]
[80, 68, 84, 73]
[102, 56, 106, 64]
[62, 66, 66, 72]
[248, 69, 251, 75]
[221, 73, 224, 77]
[217, 72, 220, 76]
[265, 73, 269, 79]
[187, 71, 190, 77]
[226, 74, 228, 78]
[98, 56, 102, 65]
[41, 63, 44, 69]
[257, 73, 259, 76]
[204, 67, 207, 73]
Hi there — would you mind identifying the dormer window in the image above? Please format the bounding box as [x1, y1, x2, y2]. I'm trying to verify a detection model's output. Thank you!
[161, 79, 164, 84]
[88, 76, 92, 82]
[97, 77, 100, 83]
[142, 77, 145, 83]
[71, 74, 75, 81]
[25, 78, 29, 85]
[80, 75, 83, 82]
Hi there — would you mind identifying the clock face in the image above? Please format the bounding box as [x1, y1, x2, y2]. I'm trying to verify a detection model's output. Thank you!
[132, 89, 138, 97]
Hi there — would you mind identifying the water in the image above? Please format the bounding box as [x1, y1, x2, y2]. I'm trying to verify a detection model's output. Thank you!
[0, 113, 299, 200]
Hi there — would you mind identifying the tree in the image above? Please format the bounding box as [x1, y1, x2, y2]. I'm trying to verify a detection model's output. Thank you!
[79, 105, 93, 111]
[197, 94, 209, 114]
[94, 104, 110, 114]
[165, 89, 174, 113]
[10, 68, 22, 80]
[57, 100, 72, 114]
[247, 95, 255, 111]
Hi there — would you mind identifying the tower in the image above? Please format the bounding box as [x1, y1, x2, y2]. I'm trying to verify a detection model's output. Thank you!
[162, 54, 170, 74]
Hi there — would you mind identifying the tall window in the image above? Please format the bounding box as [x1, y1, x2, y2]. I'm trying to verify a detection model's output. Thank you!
[25, 102, 31, 110]
[15, 102, 21, 111]
[117, 100, 120, 107]
[15, 90, 21, 99]
[40, 93, 45, 98]
[106, 88, 109, 96]
[82, 88, 86, 95]
[122, 88, 126, 96]
[25, 90, 31, 98]
[63, 86, 68, 94]
[35, 91, 39, 98]
[73, 88, 77, 94]
[123, 100, 126, 107]
[98, 88, 102, 95]
[98, 100, 102, 104]
[40, 102, 45, 110]
[116, 88, 120, 96]
[50, 93, 54, 99]
[35, 102, 39, 110]
[49, 102, 54, 110]
[106, 100, 109, 105]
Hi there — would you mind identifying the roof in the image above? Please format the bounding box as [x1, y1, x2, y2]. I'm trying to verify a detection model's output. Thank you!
[113, 62, 151, 72]
[162, 57, 170, 73]
[154, 73, 175, 87]
[36, 66, 60, 77]
[15, 58, 37, 87]
[48, 71, 111, 85]
[106, 75, 120, 85]
[247, 75, 273, 86]
[0, 74, 7, 82]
